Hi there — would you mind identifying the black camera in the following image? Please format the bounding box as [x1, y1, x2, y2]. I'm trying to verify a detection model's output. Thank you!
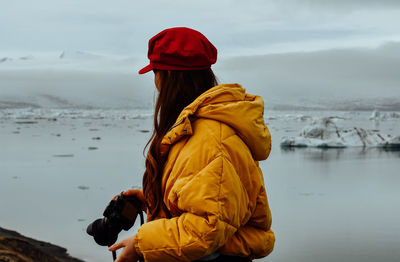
[87, 193, 143, 247]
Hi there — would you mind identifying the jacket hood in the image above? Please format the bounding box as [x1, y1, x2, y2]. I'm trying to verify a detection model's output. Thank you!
[163, 83, 271, 161]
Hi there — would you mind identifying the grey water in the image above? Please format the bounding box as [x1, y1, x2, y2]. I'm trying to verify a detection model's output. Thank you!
[265, 147, 400, 262]
[0, 109, 399, 262]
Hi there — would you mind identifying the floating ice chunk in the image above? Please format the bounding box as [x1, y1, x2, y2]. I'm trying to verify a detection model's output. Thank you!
[0, 108, 154, 121]
[19, 55, 34, 60]
[281, 117, 398, 148]
[369, 110, 400, 120]
[379, 136, 400, 149]
[389, 112, 400, 118]
[370, 110, 388, 120]
[280, 136, 347, 148]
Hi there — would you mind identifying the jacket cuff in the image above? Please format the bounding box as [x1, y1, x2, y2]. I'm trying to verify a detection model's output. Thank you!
[134, 234, 143, 258]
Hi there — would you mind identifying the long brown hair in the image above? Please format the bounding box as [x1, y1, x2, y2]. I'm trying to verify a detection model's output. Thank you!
[143, 69, 218, 220]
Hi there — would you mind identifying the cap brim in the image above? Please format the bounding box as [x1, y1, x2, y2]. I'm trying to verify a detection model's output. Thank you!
[138, 64, 153, 74]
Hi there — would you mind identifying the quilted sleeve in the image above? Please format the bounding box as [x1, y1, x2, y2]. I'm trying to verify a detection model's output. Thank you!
[134, 155, 250, 262]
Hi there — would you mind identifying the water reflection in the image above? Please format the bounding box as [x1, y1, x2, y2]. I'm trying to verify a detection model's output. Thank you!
[280, 147, 400, 161]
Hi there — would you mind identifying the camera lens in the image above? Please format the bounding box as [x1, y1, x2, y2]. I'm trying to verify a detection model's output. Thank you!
[87, 194, 141, 247]
[86, 218, 119, 246]
[86, 218, 100, 236]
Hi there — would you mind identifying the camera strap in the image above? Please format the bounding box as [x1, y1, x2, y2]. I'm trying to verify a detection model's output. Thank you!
[112, 209, 145, 262]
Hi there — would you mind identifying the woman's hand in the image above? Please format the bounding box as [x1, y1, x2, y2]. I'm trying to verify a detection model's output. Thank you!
[109, 235, 140, 262]
[113, 189, 146, 211]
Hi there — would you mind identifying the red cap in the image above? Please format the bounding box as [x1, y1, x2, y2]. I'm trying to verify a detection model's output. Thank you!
[138, 27, 217, 74]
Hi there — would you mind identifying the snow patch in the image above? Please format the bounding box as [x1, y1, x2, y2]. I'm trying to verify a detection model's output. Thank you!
[59, 50, 103, 60]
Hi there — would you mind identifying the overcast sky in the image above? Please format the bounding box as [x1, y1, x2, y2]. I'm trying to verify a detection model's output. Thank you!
[1, 0, 400, 56]
[1, 0, 400, 109]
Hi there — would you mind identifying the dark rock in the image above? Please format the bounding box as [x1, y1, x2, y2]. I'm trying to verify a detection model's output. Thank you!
[0, 237, 59, 262]
[0, 227, 84, 262]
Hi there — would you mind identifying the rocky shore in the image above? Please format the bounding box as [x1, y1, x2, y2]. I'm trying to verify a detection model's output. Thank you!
[0, 227, 84, 262]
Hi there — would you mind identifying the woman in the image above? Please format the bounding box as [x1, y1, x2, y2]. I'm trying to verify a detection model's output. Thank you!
[109, 27, 275, 262]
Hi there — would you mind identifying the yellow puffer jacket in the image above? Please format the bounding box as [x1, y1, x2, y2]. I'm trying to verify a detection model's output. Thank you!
[134, 83, 275, 261]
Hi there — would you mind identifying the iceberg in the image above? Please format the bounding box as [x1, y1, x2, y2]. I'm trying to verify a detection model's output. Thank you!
[369, 110, 400, 120]
[280, 117, 399, 149]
